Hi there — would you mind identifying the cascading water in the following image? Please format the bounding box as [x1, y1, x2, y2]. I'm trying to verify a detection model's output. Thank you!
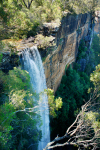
[21, 46, 50, 150]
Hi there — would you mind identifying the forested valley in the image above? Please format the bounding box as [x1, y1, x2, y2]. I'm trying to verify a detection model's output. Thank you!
[0, 0, 100, 150]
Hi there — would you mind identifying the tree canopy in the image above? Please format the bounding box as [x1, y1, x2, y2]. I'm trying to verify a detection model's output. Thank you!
[0, 0, 100, 40]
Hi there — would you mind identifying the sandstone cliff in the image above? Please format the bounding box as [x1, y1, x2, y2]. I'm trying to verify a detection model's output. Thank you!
[43, 13, 91, 92]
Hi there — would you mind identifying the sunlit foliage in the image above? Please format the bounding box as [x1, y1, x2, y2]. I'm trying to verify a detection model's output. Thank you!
[90, 64, 100, 88]
[0, 0, 99, 40]
[45, 88, 62, 117]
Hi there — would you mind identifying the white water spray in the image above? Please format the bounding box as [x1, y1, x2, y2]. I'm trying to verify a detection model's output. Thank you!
[22, 46, 50, 150]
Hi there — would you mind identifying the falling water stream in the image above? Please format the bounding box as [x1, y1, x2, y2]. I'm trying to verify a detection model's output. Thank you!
[22, 46, 50, 150]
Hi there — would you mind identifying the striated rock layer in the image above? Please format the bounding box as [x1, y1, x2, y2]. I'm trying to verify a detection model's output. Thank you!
[43, 13, 91, 92]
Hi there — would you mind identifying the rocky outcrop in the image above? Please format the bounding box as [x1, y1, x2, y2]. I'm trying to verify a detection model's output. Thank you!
[43, 13, 91, 92]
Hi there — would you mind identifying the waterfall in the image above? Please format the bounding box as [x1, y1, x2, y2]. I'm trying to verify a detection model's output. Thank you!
[21, 46, 50, 150]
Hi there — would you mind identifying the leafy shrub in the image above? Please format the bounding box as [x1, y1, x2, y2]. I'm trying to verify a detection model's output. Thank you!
[0, 0, 62, 40]
[44, 88, 62, 117]
[35, 34, 55, 49]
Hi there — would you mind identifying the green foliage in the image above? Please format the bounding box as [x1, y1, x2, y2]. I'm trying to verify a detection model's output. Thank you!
[0, 67, 41, 150]
[69, 0, 99, 14]
[0, 6, 8, 23]
[0, 0, 99, 40]
[0, 0, 62, 40]
[35, 34, 55, 49]
[50, 67, 90, 139]
[0, 53, 3, 63]
[90, 64, 100, 87]
[44, 88, 62, 117]
[35, 0, 45, 7]
[92, 34, 100, 52]
[91, 34, 100, 65]
[0, 41, 5, 51]
[0, 0, 35, 39]
[77, 40, 87, 60]
[84, 64, 100, 148]
[42, 1, 62, 22]
[76, 35, 99, 75]
[27, 21, 40, 37]
[86, 111, 100, 132]
[85, 34, 100, 75]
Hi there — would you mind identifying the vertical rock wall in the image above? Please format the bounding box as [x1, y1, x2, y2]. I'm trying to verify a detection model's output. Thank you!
[43, 13, 91, 92]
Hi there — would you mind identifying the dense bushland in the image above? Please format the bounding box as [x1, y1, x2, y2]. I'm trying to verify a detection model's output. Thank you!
[0, 0, 99, 40]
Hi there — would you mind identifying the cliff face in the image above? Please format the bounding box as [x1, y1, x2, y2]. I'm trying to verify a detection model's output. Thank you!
[94, 17, 100, 34]
[43, 14, 91, 92]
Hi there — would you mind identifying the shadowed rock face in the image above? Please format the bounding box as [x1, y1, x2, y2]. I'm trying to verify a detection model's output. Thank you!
[43, 13, 91, 92]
